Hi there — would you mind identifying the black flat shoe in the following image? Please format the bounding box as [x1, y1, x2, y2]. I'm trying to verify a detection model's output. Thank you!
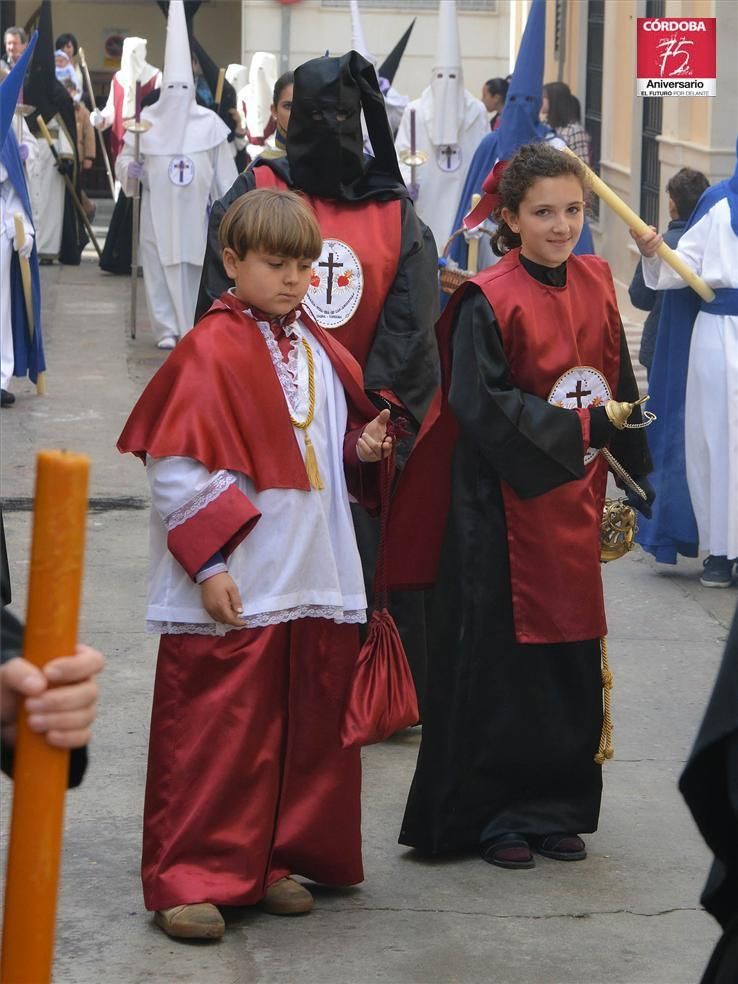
[530, 833, 587, 861]
[1, 389, 15, 407]
[481, 833, 535, 869]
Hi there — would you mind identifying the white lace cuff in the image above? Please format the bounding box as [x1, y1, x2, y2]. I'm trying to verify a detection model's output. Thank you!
[166, 471, 235, 532]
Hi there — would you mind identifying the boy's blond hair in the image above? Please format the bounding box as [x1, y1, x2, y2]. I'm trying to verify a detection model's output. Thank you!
[219, 188, 323, 261]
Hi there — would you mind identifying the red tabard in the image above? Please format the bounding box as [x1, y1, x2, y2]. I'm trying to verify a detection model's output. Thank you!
[384, 249, 622, 645]
[253, 166, 401, 368]
[110, 75, 158, 166]
[478, 250, 621, 643]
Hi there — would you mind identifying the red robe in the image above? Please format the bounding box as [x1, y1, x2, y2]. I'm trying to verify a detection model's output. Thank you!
[118, 293, 381, 908]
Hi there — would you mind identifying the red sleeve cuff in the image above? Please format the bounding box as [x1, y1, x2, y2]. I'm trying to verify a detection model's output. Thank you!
[167, 483, 261, 578]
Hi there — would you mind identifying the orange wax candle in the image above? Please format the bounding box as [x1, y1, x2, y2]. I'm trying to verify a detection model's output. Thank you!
[1, 450, 90, 984]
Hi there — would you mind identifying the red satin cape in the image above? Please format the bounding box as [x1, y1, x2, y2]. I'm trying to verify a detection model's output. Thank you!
[117, 291, 380, 491]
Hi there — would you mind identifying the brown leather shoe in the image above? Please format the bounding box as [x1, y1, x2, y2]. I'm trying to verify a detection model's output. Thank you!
[154, 902, 225, 939]
[260, 877, 314, 915]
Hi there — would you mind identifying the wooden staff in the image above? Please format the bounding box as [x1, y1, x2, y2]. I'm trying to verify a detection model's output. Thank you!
[562, 147, 715, 303]
[124, 84, 152, 339]
[213, 67, 225, 114]
[36, 115, 102, 260]
[78, 46, 116, 198]
[1, 450, 90, 984]
[467, 193, 482, 273]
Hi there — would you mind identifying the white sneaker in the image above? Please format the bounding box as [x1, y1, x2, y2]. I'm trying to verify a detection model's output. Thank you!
[156, 336, 177, 350]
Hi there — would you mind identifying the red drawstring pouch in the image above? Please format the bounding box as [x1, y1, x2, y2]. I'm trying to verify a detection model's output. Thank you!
[340, 446, 419, 749]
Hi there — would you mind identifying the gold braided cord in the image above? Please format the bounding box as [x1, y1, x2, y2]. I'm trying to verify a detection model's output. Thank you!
[288, 338, 324, 491]
[594, 637, 614, 765]
[288, 338, 316, 430]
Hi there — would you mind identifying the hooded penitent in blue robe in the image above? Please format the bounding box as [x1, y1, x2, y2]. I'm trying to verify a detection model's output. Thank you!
[446, 0, 594, 273]
[0, 34, 45, 386]
[636, 139, 738, 564]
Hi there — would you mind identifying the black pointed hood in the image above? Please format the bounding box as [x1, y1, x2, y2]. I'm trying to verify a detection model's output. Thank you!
[23, 0, 77, 151]
[283, 50, 406, 202]
[377, 19, 415, 85]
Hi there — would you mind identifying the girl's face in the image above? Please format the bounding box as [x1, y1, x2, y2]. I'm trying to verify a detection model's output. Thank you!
[502, 174, 585, 268]
[63, 41, 75, 60]
[272, 84, 294, 133]
[540, 93, 549, 120]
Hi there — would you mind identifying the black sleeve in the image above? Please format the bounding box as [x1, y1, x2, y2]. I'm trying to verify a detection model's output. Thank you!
[609, 325, 653, 477]
[362, 200, 440, 427]
[448, 288, 587, 499]
[194, 170, 256, 322]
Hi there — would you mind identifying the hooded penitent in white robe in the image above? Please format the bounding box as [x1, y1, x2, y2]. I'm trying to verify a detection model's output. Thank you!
[394, 0, 487, 250]
[116, 1, 237, 344]
[243, 52, 277, 161]
[642, 194, 738, 560]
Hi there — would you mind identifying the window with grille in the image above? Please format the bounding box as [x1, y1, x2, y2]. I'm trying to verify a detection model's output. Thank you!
[584, 0, 604, 221]
[640, 0, 664, 228]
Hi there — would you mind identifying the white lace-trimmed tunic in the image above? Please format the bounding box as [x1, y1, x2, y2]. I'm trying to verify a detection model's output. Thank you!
[145, 314, 367, 635]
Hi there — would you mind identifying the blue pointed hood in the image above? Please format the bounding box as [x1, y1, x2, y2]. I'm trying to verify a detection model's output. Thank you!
[0, 32, 38, 152]
[495, 0, 545, 160]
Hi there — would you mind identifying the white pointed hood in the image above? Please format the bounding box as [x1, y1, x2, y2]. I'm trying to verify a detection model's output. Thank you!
[117, 37, 160, 118]
[226, 62, 249, 95]
[430, 0, 464, 145]
[244, 51, 276, 139]
[128, 0, 229, 156]
[350, 0, 376, 65]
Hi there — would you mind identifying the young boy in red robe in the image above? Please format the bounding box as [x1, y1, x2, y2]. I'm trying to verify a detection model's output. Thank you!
[118, 188, 392, 940]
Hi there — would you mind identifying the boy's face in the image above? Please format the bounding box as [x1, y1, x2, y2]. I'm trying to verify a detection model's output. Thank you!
[223, 248, 314, 316]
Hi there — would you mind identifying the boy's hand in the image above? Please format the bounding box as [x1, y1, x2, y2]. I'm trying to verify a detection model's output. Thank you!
[201, 572, 246, 627]
[630, 226, 662, 257]
[357, 408, 394, 463]
[1, 644, 105, 749]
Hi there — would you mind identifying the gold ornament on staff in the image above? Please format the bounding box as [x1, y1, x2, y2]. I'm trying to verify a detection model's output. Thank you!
[78, 46, 116, 198]
[14, 102, 35, 144]
[561, 146, 715, 303]
[35, 114, 103, 260]
[399, 107, 427, 198]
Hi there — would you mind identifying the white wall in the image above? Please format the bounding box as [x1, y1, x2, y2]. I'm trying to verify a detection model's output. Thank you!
[241, 0, 512, 104]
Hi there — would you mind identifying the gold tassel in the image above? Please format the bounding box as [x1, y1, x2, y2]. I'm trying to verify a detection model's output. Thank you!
[594, 636, 614, 764]
[303, 433, 324, 491]
[36, 371, 46, 396]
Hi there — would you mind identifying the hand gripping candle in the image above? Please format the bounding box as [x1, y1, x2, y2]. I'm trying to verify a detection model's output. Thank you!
[1, 450, 90, 984]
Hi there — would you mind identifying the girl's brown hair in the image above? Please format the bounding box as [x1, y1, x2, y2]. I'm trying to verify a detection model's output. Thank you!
[219, 188, 323, 261]
[491, 143, 586, 256]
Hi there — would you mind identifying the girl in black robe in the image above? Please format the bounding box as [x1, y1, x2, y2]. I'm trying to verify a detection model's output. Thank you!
[396, 144, 653, 869]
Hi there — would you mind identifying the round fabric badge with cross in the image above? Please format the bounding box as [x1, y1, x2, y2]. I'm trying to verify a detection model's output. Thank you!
[436, 143, 462, 172]
[303, 239, 364, 330]
[168, 156, 195, 187]
[548, 365, 612, 465]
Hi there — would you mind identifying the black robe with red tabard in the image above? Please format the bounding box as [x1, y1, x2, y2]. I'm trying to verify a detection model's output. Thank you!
[392, 251, 652, 854]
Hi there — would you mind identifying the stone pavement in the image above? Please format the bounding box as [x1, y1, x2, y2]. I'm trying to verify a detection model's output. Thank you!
[1, 243, 736, 984]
